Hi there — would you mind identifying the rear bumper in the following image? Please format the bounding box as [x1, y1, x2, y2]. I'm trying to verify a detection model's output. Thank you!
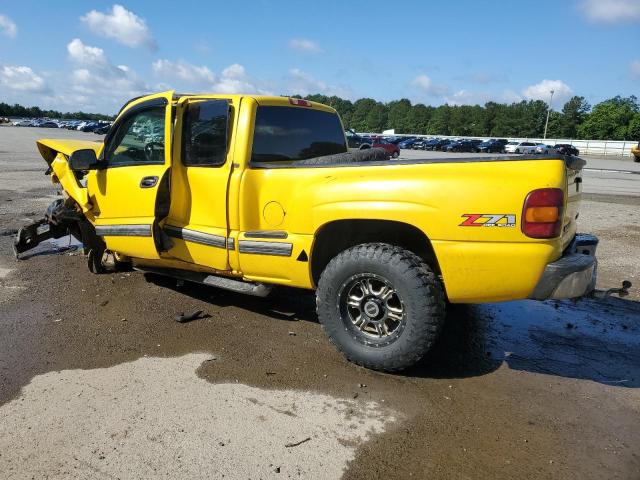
[529, 234, 598, 300]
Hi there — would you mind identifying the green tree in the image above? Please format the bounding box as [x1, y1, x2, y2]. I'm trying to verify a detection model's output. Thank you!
[407, 103, 433, 134]
[350, 98, 378, 132]
[628, 112, 640, 140]
[578, 96, 639, 140]
[559, 96, 590, 138]
[365, 103, 388, 132]
[427, 105, 452, 135]
[386, 99, 412, 132]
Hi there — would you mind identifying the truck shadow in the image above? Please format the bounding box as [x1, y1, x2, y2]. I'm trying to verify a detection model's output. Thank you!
[145, 273, 640, 388]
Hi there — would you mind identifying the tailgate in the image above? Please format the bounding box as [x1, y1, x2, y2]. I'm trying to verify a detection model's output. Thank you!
[562, 157, 585, 250]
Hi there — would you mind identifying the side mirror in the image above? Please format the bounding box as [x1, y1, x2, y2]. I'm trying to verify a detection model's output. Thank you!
[68, 149, 98, 171]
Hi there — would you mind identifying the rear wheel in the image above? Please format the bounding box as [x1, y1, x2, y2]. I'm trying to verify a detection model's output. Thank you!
[392, 151, 399, 158]
[316, 243, 445, 372]
[634, 155, 640, 163]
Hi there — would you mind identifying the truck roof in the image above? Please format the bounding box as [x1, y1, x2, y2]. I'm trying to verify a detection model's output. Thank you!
[117, 91, 336, 117]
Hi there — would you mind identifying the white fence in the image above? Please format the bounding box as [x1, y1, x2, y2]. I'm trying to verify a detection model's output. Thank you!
[361, 132, 637, 157]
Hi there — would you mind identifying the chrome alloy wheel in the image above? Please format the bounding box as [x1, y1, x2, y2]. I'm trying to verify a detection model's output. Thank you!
[337, 273, 406, 341]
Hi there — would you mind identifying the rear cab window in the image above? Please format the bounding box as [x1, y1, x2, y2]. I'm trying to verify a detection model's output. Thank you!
[251, 106, 346, 165]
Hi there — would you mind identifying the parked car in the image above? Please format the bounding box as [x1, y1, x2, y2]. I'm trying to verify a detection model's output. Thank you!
[445, 139, 482, 153]
[410, 138, 430, 150]
[504, 141, 538, 154]
[371, 137, 400, 158]
[94, 124, 112, 135]
[397, 137, 421, 149]
[387, 136, 411, 145]
[476, 139, 508, 153]
[345, 130, 372, 150]
[81, 122, 100, 132]
[15, 91, 598, 373]
[13, 119, 33, 127]
[535, 144, 558, 154]
[426, 139, 452, 151]
[632, 141, 640, 162]
[554, 144, 580, 156]
[39, 121, 59, 128]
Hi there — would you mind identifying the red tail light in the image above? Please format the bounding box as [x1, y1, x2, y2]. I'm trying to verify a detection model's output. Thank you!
[522, 188, 564, 238]
[289, 98, 312, 107]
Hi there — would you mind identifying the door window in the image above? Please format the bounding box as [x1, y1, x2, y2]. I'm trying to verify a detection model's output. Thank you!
[182, 100, 229, 167]
[103, 107, 165, 166]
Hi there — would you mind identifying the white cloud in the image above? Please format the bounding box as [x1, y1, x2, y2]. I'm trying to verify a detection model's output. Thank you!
[81, 4, 156, 50]
[522, 79, 573, 106]
[286, 68, 351, 98]
[65, 39, 147, 110]
[630, 59, 640, 79]
[151, 59, 271, 94]
[0, 14, 17, 38]
[152, 59, 215, 85]
[0, 65, 46, 92]
[213, 64, 271, 94]
[441, 89, 523, 106]
[288, 38, 323, 54]
[579, 0, 640, 23]
[410, 74, 449, 97]
[443, 89, 486, 106]
[67, 38, 109, 69]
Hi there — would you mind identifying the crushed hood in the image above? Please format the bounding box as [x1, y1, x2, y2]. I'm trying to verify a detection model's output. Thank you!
[36, 139, 103, 165]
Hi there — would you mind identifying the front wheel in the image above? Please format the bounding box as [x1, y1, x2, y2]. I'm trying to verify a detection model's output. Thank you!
[316, 243, 446, 372]
[634, 155, 640, 163]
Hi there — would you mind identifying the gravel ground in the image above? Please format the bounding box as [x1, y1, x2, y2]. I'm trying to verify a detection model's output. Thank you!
[1, 126, 639, 479]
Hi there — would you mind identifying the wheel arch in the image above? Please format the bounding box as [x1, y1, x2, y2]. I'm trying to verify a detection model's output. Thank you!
[310, 219, 442, 287]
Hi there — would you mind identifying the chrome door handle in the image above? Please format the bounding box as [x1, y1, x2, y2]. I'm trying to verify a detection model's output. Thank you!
[140, 176, 159, 188]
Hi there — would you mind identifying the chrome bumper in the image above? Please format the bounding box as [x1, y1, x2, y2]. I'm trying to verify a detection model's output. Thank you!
[530, 234, 598, 300]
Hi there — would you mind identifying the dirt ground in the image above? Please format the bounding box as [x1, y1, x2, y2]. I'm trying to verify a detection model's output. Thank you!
[1, 126, 639, 479]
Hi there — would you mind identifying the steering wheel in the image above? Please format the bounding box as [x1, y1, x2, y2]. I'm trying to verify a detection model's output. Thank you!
[144, 142, 164, 162]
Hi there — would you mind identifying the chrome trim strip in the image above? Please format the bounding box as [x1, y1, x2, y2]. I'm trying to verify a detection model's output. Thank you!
[165, 225, 226, 249]
[95, 224, 151, 237]
[227, 237, 235, 250]
[238, 240, 293, 257]
[244, 230, 288, 239]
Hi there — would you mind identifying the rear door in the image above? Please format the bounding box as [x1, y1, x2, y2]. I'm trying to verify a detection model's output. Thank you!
[162, 96, 235, 272]
[86, 91, 174, 260]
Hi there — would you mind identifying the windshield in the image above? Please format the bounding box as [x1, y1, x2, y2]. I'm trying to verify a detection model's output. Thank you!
[252, 106, 347, 162]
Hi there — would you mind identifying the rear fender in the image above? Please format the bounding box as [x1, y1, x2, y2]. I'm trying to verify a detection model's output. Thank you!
[36, 139, 102, 212]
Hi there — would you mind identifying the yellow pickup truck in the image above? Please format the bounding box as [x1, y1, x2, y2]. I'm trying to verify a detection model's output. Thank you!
[15, 91, 600, 371]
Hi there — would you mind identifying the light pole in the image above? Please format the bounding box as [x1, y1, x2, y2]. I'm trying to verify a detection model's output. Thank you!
[543, 89, 555, 140]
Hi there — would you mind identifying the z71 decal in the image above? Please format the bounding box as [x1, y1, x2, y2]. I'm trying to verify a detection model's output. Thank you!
[460, 214, 516, 227]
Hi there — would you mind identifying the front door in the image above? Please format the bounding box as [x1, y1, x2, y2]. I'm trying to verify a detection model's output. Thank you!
[86, 91, 174, 260]
[162, 96, 234, 272]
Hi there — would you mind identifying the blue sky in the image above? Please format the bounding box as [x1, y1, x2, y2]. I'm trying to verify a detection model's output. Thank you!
[0, 0, 639, 114]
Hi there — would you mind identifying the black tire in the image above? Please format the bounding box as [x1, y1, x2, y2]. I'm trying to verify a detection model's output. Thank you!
[515, 149, 520, 154]
[316, 243, 446, 372]
[391, 151, 399, 158]
[634, 155, 640, 163]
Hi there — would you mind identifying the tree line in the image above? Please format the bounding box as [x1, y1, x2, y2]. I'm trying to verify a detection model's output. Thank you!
[301, 94, 640, 141]
[2, 94, 639, 140]
[0, 102, 113, 121]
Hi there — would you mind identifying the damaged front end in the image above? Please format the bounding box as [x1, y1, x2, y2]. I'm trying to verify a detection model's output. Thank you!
[14, 138, 109, 270]
[13, 197, 114, 273]
[14, 198, 86, 258]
